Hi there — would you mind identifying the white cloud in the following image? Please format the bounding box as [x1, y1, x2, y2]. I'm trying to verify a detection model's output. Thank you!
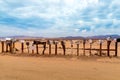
[0, 0, 120, 37]
[81, 29, 87, 33]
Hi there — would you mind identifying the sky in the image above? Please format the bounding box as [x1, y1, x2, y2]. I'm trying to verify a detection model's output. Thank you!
[0, 0, 120, 37]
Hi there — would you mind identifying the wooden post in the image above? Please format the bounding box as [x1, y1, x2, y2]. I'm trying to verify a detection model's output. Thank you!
[77, 44, 79, 56]
[55, 43, 57, 55]
[70, 40, 73, 54]
[20, 40, 25, 53]
[99, 40, 102, 56]
[1, 41, 4, 53]
[107, 41, 111, 57]
[26, 42, 30, 53]
[13, 42, 15, 53]
[61, 41, 66, 55]
[21, 43, 24, 53]
[47, 40, 52, 55]
[115, 42, 118, 57]
[83, 40, 86, 56]
[6, 42, 9, 52]
[89, 39, 93, 56]
[42, 43, 46, 55]
[89, 43, 92, 56]
[49, 44, 51, 55]
[32, 46, 34, 54]
[10, 42, 13, 53]
[63, 45, 66, 55]
[99, 43, 102, 56]
[36, 44, 39, 54]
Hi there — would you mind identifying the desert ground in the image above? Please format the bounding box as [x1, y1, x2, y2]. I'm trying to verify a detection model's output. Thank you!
[0, 39, 120, 80]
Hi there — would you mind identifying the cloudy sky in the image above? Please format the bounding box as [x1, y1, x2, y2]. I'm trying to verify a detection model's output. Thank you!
[0, 0, 120, 37]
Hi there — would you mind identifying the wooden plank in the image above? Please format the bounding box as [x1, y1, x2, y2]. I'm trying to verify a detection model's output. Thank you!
[80, 48, 115, 51]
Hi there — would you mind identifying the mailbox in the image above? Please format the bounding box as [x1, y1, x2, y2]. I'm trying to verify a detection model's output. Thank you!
[117, 38, 120, 42]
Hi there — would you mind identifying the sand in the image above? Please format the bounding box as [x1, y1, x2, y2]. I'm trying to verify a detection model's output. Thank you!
[0, 40, 120, 80]
[0, 54, 120, 80]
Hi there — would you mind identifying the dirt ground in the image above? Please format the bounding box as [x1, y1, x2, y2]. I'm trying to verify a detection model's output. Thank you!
[0, 39, 120, 80]
[0, 54, 120, 80]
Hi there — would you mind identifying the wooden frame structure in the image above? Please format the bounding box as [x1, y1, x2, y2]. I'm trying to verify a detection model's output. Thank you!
[0, 38, 119, 57]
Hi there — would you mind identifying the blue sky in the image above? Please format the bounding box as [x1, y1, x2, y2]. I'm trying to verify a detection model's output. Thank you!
[0, 0, 120, 37]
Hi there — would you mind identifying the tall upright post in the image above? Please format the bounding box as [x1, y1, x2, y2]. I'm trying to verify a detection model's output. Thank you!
[48, 40, 52, 55]
[83, 39, 86, 56]
[99, 40, 102, 56]
[76, 41, 80, 56]
[21, 43, 24, 53]
[107, 37, 112, 57]
[10, 41, 13, 53]
[114, 38, 118, 57]
[1, 41, 4, 53]
[70, 40, 73, 54]
[89, 39, 93, 56]
[61, 41, 66, 55]
[49, 44, 51, 55]
[13, 42, 15, 53]
[42, 43, 46, 55]
[55, 44, 57, 55]
[107, 41, 111, 57]
[54, 41, 58, 55]
[77, 44, 79, 56]
[100, 43, 102, 56]
[26, 42, 30, 54]
[90, 43, 92, 55]
[115, 42, 118, 57]
[6, 42, 9, 52]
[20, 40, 25, 53]
[36, 44, 39, 54]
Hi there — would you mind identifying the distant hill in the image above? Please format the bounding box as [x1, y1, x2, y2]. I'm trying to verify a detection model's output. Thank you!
[86, 35, 120, 39]
[0, 34, 120, 40]
[61, 36, 84, 40]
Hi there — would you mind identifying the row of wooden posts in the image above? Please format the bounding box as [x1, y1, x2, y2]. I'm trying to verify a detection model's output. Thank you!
[0, 38, 119, 57]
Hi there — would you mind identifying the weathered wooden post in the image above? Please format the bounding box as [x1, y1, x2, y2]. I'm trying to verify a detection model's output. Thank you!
[31, 43, 35, 54]
[42, 42, 46, 55]
[99, 40, 103, 56]
[20, 40, 25, 53]
[70, 40, 73, 54]
[61, 40, 66, 55]
[54, 40, 58, 55]
[10, 41, 12, 53]
[114, 38, 118, 57]
[47, 40, 52, 55]
[33, 41, 39, 54]
[29, 41, 35, 54]
[1, 41, 4, 53]
[36, 43, 39, 54]
[83, 39, 86, 56]
[75, 40, 80, 56]
[12, 39, 16, 54]
[116, 38, 120, 57]
[115, 42, 118, 57]
[26, 42, 30, 53]
[0, 39, 5, 53]
[89, 39, 93, 56]
[107, 37, 111, 57]
[6, 42, 9, 52]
